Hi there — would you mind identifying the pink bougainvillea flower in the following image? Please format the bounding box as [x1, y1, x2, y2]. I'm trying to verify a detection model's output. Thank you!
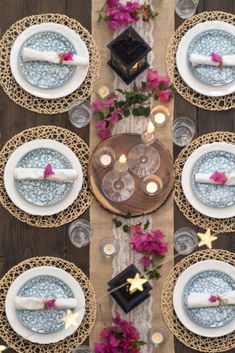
[130, 223, 142, 234]
[59, 51, 73, 61]
[208, 295, 218, 303]
[210, 52, 223, 65]
[45, 298, 57, 309]
[209, 171, 227, 184]
[98, 129, 111, 140]
[141, 255, 152, 267]
[92, 94, 117, 113]
[146, 68, 159, 90]
[158, 75, 170, 88]
[157, 88, 172, 102]
[95, 120, 107, 129]
[107, 111, 119, 123]
[44, 164, 55, 179]
[107, 0, 119, 7]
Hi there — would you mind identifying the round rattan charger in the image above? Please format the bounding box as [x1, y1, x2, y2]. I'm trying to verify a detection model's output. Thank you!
[0, 256, 96, 353]
[0, 13, 100, 114]
[174, 131, 235, 233]
[166, 11, 235, 111]
[0, 125, 93, 228]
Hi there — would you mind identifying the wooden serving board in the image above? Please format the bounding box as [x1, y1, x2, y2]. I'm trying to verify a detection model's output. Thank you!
[88, 133, 174, 216]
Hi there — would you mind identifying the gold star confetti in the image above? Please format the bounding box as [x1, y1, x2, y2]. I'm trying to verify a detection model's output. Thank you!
[61, 309, 79, 330]
[197, 228, 217, 249]
[127, 273, 147, 294]
[0, 346, 7, 352]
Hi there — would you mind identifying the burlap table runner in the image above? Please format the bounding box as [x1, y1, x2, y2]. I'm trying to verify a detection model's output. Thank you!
[90, 1, 174, 352]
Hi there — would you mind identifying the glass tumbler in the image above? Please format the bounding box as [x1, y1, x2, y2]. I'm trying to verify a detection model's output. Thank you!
[174, 227, 198, 255]
[172, 117, 196, 147]
[68, 219, 93, 248]
[175, 0, 199, 19]
[68, 100, 92, 128]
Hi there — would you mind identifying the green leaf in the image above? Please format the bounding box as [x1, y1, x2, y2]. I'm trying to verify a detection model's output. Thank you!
[159, 82, 166, 91]
[97, 111, 105, 120]
[123, 109, 130, 117]
[116, 88, 124, 94]
[143, 219, 150, 230]
[152, 254, 165, 261]
[112, 218, 122, 228]
[123, 211, 131, 219]
[123, 225, 131, 233]
[132, 106, 150, 117]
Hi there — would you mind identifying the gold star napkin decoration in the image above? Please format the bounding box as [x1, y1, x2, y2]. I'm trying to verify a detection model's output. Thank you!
[61, 309, 79, 330]
[127, 273, 147, 294]
[197, 228, 217, 249]
[0, 346, 7, 352]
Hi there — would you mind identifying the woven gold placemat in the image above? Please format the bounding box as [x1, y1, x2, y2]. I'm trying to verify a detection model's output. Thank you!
[161, 249, 235, 352]
[0, 125, 93, 228]
[174, 131, 235, 233]
[166, 11, 235, 111]
[0, 256, 96, 353]
[0, 13, 100, 114]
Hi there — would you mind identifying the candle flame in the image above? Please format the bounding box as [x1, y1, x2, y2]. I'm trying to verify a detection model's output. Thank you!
[147, 121, 155, 134]
[119, 154, 127, 163]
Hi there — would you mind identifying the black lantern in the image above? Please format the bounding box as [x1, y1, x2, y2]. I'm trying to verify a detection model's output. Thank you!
[107, 26, 152, 85]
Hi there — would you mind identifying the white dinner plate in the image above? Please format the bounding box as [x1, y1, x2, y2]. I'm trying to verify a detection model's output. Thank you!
[173, 260, 235, 337]
[10, 23, 89, 99]
[4, 139, 83, 216]
[181, 142, 235, 218]
[176, 21, 235, 97]
[5, 266, 86, 344]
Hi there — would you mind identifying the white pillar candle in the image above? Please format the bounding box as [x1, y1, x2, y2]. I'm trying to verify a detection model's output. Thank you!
[146, 181, 158, 194]
[154, 112, 166, 125]
[103, 243, 115, 256]
[151, 332, 164, 344]
[98, 86, 110, 99]
[99, 154, 112, 167]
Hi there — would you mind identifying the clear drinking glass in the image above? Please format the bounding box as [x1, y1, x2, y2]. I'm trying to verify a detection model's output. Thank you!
[147, 326, 168, 348]
[175, 0, 199, 19]
[174, 227, 198, 255]
[68, 219, 93, 248]
[172, 117, 196, 147]
[72, 346, 93, 353]
[99, 237, 120, 259]
[68, 100, 92, 128]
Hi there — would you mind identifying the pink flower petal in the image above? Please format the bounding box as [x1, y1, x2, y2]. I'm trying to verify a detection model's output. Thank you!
[210, 52, 223, 65]
[209, 171, 227, 184]
[208, 295, 218, 303]
[157, 88, 172, 102]
[45, 298, 57, 308]
[44, 164, 55, 179]
[98, 129, 111, 140]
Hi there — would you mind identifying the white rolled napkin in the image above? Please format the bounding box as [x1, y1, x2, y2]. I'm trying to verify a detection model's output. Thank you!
[14, 168, 78, 182]
[187, 291, 235, 308]
[195, 172, 235, 185]
[189, 53, 235, 67]
[21, 47, 89, 66]
[15, 296, 77, 310]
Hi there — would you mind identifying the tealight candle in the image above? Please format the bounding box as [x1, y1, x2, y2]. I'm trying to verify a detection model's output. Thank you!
[151, 332, 163, 345]
[151, 105, 171, 127]
[99, 237, 120, 259]
[146, 181, 158, 194]
[100, 154, 112, 167]
[98, 86, 110, 99]
[103, 243, 115, 256]
[94, 146, 115, 168]
[142, 175, 163, 196]
[148, 326, 168, 348]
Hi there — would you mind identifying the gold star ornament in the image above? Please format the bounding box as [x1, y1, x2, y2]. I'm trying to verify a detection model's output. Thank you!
[61, 309, 79, 330]
[197, 228, 217, 249]
[127, 273, 147, 294]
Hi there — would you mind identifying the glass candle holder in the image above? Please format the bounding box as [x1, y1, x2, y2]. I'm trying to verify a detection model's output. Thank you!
[172, 116, 196, 147]
[174, 227, 198, 255]
[141, 175, 163, 196]
[68, 100, 92, 128]
[175, 0, 199, 19]
[72, 345, 93, 353]
[68, 219, 93, 248]
[93, 79, 114, 99]
[94, 146, 115, 168]
[150, 105, 171, 128]
[99, 237, 120, 259]
[148, 326, 168, 348]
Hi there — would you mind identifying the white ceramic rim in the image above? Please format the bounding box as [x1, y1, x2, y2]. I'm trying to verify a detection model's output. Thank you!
[4, 139, 83, 216]
[10, 23, 89, 99]
[5, 266, 86, 344]
[173, 260, 235, 337]
[176, 21, 235, 97]
[181, 142, 235, 218]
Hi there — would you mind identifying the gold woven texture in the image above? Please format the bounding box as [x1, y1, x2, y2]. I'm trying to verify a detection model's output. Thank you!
[161, 249, 235, 352]
[174, 131, 235, 233]
[0, 256, 96, 353]
[0, 125, 93, 228]
[166, 11, 235, 111]
[0, 13, 100, 114]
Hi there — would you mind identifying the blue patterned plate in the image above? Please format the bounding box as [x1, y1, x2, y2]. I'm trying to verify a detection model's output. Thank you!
[19, 31, 76, 89]
[191, 150, 235, 208]
[16, 275, 74, 334]
[183, 270, 235, 328]
[188, 29, 235, 86]
[15, 148, 73, 206]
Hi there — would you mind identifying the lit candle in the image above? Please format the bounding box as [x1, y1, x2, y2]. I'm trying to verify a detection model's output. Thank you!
[143, 121, 155, 143]
[151, 332, 164, 345]
[103, 243, 115, 256]
[117, 154, 127, 172]
[146, 181, 158, 194]
[154, 112, 166, 125]
[99, 154, 112, 167]
[98, 86, 110, 99]
[151, 105, 170, 127]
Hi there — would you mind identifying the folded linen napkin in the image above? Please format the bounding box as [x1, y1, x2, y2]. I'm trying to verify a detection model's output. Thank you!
[21, 48, 89, 66]
[15, 297, 77, 310]
[189, 53, 235, 67]
[195, 172, 235, 185]
[14, 168, 78, 182]
[187, 291, 235, 308]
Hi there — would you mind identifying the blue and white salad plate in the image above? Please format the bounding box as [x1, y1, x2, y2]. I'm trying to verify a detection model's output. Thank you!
[183, 270, 235, 328]
[191, 150, 235, 208]
[176, 21, 235, 97]
[173, 260, 235, 337]
[188, 29, 235, 86]
[17, 275, 74, 334]
[10, 23, 89, 99]
[19, 31, 76, 89]
[5, 266, 85, 344]
[15, 148, 73, 207]
[4, 139, 83, 216]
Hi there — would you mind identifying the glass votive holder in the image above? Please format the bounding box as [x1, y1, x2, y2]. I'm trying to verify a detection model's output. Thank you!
[99, 237, 120, 259]
[94, 146, 115, 168]
[68, 219, 93, 248]
[68, 100, 92, 128]
[172, 116, 196, 147]
[93, 79, 114, 99]
[72, 345, 93, 353]
[150, 105, 171, 128]
[175, 0, 199, 19]
[148, 326, 168, 348]
[174, 227, 198, 255]
[141, 175, 163, 196]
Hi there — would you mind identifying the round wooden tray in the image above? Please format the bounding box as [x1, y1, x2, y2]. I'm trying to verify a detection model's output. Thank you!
[88, 134, 174, 216]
